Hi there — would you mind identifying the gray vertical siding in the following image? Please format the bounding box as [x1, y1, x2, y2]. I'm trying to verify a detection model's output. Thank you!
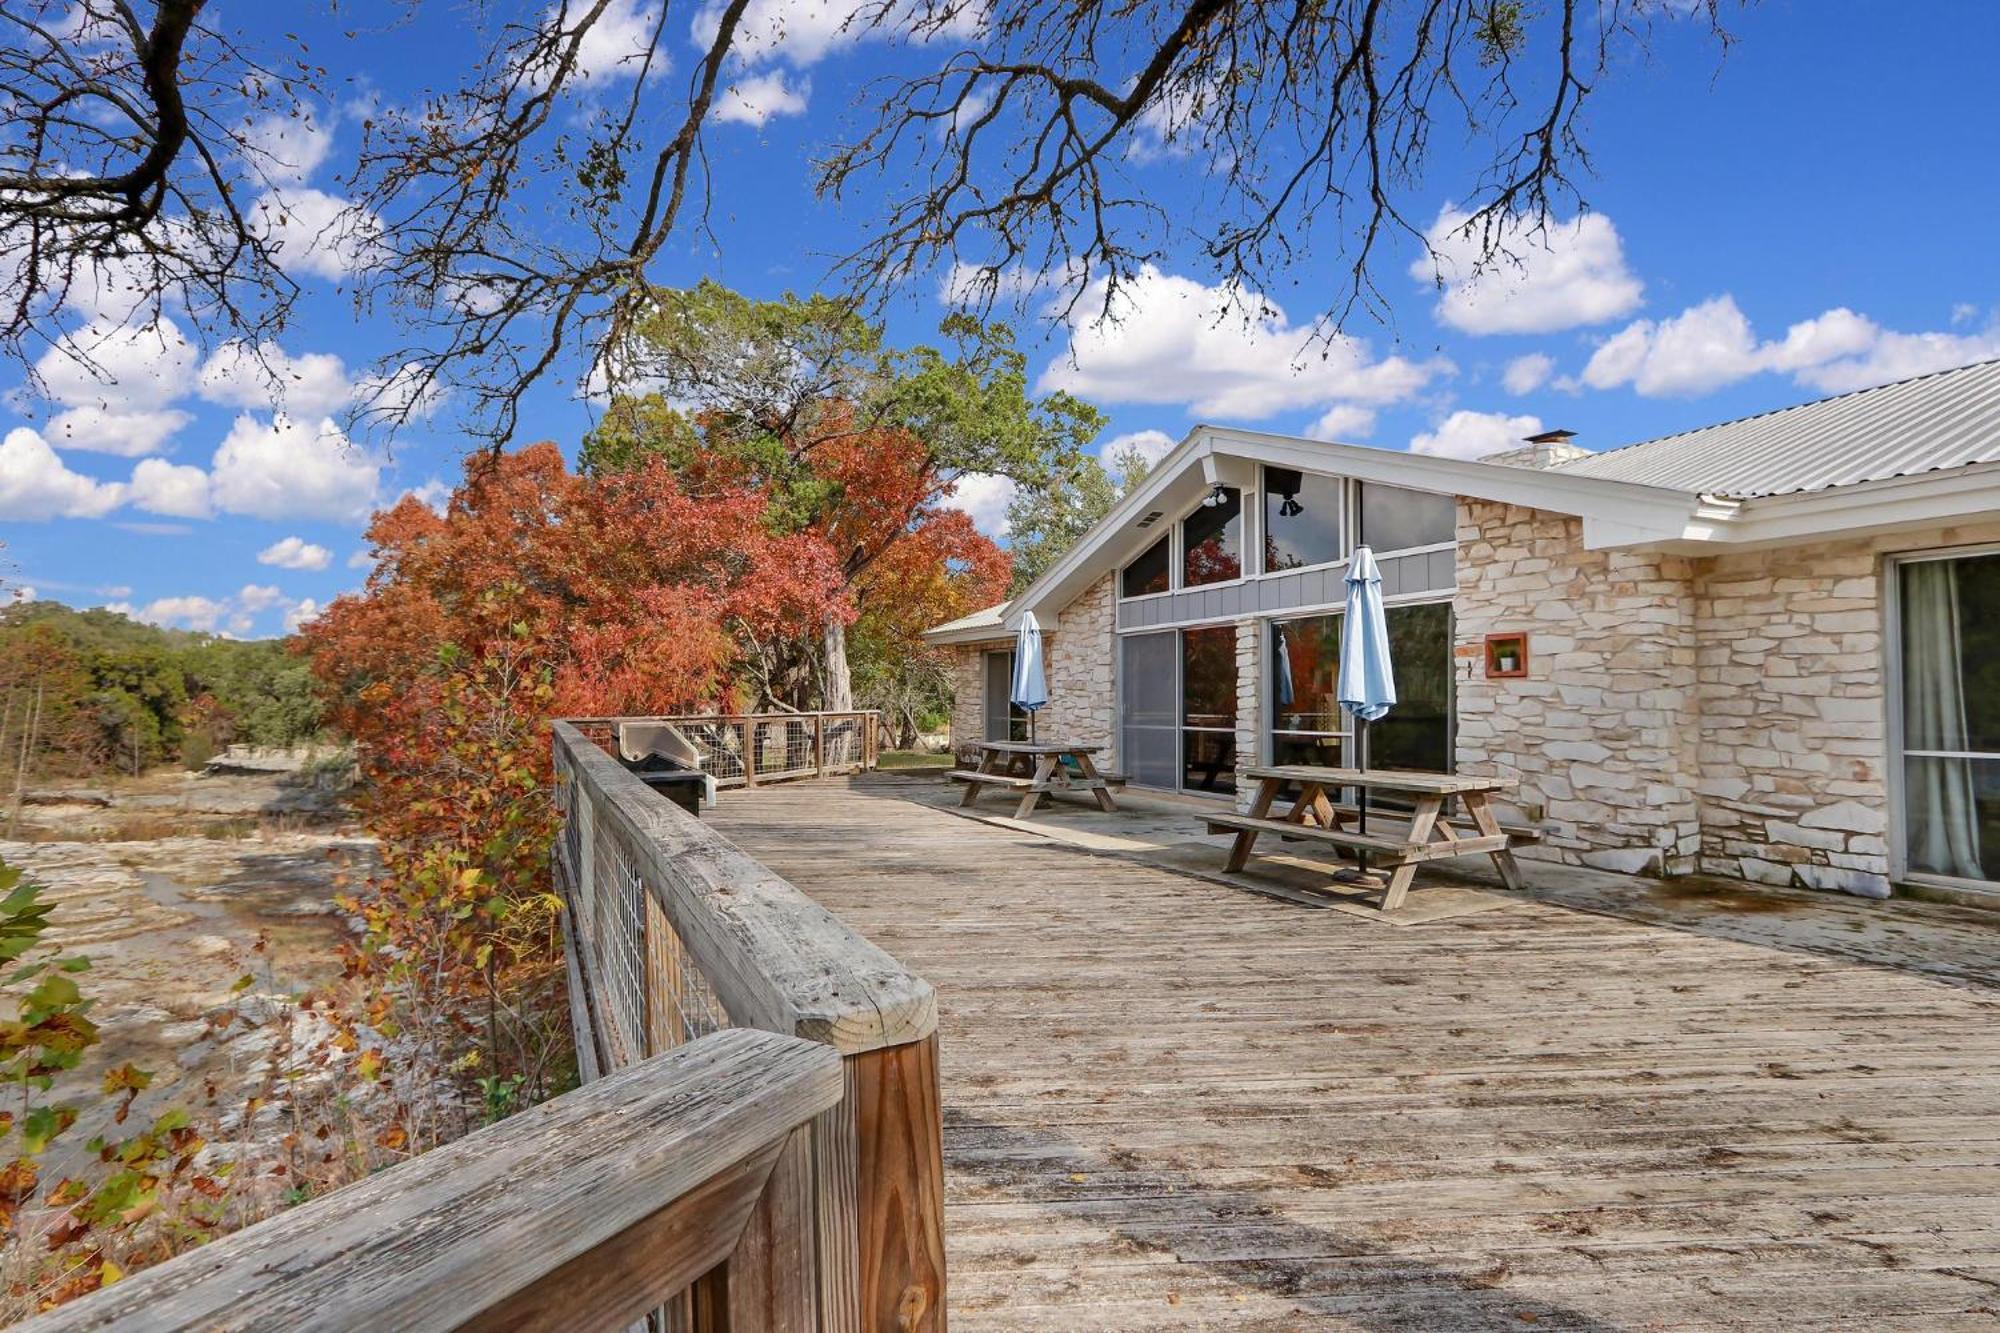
[1114, 547, 1453, 630]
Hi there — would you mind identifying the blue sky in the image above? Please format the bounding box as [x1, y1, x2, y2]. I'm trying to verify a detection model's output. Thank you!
[5, 0, 1998, 636]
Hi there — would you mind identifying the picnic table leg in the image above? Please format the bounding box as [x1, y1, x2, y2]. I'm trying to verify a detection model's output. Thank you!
[1226, 777, 1280, 873]
[1378, 794, 1443, 911]
[1464, 790, 1525, 891]
[959, 748, 999, 807]
[1015, 755, 1058, 820]
[1075, 752, 1118, 812]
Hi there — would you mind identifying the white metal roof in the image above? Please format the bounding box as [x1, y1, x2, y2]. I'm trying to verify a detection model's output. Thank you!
[1554, 358, 2000, 498]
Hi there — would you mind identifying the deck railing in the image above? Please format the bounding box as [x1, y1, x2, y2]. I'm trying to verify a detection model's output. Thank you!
[21, 1030, 843, 1332]
[22, 718, 943, 1333]
[565, 710, 881, 788]
[551, 718, 947, 1330]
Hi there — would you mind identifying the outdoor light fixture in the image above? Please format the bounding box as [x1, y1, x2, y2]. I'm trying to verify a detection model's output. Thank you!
[1278, 494, 1304, 518]
[1202, 482, 1229, 508]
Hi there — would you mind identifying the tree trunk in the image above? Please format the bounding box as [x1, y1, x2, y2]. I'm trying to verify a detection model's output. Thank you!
[822, 615, 853, 712]
[821, 616, 855, 767]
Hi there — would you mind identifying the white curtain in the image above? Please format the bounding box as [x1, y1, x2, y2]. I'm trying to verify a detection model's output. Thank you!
[1902, 560, 1983, 880]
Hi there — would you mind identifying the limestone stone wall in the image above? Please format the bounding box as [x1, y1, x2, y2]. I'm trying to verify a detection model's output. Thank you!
[1693, 517, 2000, 898]
[1043, 574, 1117, 763]
[1234, 619, 1262, 812]
[945, 641, 1001, 759]
[1454, 500, 1704, 875]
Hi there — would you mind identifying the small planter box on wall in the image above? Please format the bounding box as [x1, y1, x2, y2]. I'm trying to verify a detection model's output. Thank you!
[1484, 632, 1529, 679]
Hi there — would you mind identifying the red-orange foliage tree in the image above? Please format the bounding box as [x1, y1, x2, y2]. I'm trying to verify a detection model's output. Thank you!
[301, 443, 846, 1103]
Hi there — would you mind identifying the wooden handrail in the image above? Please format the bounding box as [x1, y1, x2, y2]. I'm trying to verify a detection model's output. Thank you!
[19, 1030, 841, 1333]
[552, 720, 949, 1330]
[564, 712, 881, 791]
[555, 721, 933, 1053]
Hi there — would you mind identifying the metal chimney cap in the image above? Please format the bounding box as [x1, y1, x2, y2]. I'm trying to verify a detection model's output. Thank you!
[1524, 428, 1577, 444]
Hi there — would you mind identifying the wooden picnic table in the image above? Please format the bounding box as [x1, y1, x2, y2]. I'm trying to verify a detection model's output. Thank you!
[948, 740, 1121, 820]
[1205, 765, 1533, 911]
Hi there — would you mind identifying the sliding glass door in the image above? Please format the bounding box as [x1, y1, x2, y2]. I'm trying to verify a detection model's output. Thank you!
[1896, 552, 2000, 887]
[1118, 627, 1237, 794]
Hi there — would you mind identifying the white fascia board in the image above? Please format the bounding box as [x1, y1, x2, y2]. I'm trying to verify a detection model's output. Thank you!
[1011, 424, 1710, 620]
[1011, 427, 1214, 623]
[1709, 462, 2000, 550]
[1209, 427, 1705, 536]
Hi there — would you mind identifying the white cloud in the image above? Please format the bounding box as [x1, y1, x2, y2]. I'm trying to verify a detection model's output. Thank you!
[284, 598, 323, 633]
[41, 404, 194, 458]
[346, 548, 376, 571]
[9, 586, 35, 605]
[715, 70, 809, 126]
[1580, 297, 2000, 398]
[241, 110, 336, 186]
[208, 415, 381, 521]
[1305, 404, 1377, 440]
[128, 458, 213, 518]
[258, 536, 333, 571]
[237, 583, 286, 614]
[1098, 429, 1176, 468]
[131, 595, 228, 633]
[695, 0, 861, 68]
[534, 0, 666, 86]
[1581, 295, 1759, 396]
[199, 341, 353, 418]
[1039, 266, 1447, 419]
[946, 472, 1016, 537]
[1408, 410, 1545, 462]
[354, 362, 446, 422]
[0, 427, 127, 519]
[1502, 353, 1555, 396]
[34, 317, 197, 455]
[1416, 207, 1644, 336]
[251, 187, 380, 281]
[398, 478, 452, 513]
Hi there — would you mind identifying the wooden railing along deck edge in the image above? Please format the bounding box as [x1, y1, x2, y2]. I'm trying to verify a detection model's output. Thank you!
[552, 719, 948, 1331]
[18, 1030, 842, 1332]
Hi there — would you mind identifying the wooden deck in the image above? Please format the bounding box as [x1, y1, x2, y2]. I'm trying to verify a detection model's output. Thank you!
[709, 774, 2000, 1331]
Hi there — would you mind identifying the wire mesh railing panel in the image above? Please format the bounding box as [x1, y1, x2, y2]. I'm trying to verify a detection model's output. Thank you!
[753, 717, 817, 781]
[588, 818, 651, 1067]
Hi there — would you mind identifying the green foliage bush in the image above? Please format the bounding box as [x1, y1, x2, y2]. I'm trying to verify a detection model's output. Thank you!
[0, 602, 330, 779]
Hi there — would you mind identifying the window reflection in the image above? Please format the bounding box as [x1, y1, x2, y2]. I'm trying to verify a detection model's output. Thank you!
[1263, 467, 1344, 572]
[1183, 488, 1241, 586]
[1121, 534, 1171, 598]
[1359, 482, 1455, 553]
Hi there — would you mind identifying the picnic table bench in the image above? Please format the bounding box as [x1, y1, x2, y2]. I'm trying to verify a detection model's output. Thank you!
[947, 740, 1122, 820]
[1205, 765, 1537, 911]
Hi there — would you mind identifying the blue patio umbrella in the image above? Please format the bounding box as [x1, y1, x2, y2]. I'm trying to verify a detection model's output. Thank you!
[1274, 625, 1295, 709]
[1010, 611, 1049, 741]
[1338, 545, 1396, 835]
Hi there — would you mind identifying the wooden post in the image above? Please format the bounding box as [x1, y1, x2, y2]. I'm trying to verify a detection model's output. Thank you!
[846, 1037, 948, 1332]
[815, 713, 828, 779]
[737, 718, 758, 788]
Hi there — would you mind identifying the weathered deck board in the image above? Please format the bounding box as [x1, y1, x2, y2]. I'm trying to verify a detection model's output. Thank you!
[709, 774, 2000, 1331]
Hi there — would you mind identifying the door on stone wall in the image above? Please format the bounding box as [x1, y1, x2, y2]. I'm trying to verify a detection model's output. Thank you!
[983, 650, 1027, 742]
[1895, 550, 2000, 889]
[1119, 632, 1179, 789]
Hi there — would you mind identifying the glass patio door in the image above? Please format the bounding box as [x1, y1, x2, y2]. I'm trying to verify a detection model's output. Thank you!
[1119, 632, 1180, 789]
[1897, 551, 2000, 887]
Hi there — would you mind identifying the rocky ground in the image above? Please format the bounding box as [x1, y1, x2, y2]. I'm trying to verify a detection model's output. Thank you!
[1, 766, 375, 1179]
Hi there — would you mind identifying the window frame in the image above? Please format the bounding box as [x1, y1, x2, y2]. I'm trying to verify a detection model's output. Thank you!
[1259, 465, 1352, 578]
[1885, 544, 2000, 896]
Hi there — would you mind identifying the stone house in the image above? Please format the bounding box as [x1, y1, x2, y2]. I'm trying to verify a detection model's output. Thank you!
[924, 359, 2000, 902]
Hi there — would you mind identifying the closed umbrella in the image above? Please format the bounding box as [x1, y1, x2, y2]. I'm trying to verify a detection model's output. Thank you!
[1010, 611, 1049, 742]
[1337, 545, 1396, 838]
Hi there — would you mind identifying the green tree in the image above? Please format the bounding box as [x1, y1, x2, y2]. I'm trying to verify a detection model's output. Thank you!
[586, 283, 1103, 709]
[1004, 442, 1157, 592]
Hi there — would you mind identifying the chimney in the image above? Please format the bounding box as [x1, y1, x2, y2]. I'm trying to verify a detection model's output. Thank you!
[1481, 428, 1590, 470]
